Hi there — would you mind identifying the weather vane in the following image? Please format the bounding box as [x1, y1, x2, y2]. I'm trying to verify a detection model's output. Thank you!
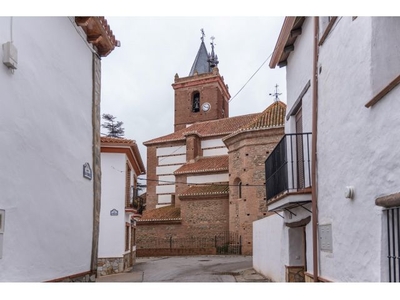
[269, 84, 282, 102]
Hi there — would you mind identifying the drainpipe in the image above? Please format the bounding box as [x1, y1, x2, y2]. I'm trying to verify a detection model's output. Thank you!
[311, 16, 319, 283]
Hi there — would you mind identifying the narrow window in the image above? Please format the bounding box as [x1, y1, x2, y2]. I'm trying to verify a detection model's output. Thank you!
[192, 92, 200, 112]
[238, 181, 242, 198]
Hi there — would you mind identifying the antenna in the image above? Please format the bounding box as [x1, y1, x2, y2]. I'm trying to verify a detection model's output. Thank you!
[269, 84, 282, 102]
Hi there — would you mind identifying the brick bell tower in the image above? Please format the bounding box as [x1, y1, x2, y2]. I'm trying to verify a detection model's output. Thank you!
[172, 31, 231, 132]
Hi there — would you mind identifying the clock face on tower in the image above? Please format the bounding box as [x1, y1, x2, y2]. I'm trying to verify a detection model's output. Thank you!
[202, 102, 211, 112]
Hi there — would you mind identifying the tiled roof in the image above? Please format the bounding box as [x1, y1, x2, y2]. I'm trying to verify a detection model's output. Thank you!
[101, 136, 146, 174]
[241, 101, 286, 129]
[189, 41, 210, 76]
[101, 136, 136, 145]
[223, 101, 286, 141]
[174, 155, 228, 174]
[75, 17, 119, 57]
[144, 113, 259, 145]
[179, 184, 229, 197]
[138, 205, 181, 221]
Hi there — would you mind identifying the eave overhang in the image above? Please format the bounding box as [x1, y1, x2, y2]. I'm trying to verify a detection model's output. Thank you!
[269, 17, 305, 68]
[75, 16, 120, 57]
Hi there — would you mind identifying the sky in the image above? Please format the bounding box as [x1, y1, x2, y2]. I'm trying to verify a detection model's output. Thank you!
[6, 0, 391, 173]
[100, 16, 287, 168]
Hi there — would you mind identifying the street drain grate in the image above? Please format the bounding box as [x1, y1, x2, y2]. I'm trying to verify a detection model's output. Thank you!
[198, 259, 210, 261]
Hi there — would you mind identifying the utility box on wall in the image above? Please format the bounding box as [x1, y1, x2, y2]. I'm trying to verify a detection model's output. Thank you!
[319, 224, 333, 252]
[2, 42, 18, 69]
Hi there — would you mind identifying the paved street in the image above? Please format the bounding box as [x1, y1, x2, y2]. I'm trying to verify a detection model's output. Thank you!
[96, 255, 270, 282]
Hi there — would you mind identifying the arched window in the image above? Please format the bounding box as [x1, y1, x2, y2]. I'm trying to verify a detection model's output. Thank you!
[192, 92, 200, 112]
[233, 177, 242, 199]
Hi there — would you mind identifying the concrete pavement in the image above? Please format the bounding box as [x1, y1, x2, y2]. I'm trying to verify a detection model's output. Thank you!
[96, 256, 270, 283]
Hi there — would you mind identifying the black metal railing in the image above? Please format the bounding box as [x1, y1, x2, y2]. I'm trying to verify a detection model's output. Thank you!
[265, 133, 312, 201]
[137, 231, 242, 255]
[386, 207, 400, 282]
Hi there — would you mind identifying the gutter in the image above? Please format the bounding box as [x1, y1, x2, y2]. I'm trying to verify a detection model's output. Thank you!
[311, 16, 319, 283]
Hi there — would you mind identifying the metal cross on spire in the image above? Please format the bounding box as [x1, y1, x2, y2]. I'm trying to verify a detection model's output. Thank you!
[269, 84, 282, 102]
[200, 28, 205, 42]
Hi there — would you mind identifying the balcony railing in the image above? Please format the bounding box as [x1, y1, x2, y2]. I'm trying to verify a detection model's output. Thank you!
[265, 133, 312, 201]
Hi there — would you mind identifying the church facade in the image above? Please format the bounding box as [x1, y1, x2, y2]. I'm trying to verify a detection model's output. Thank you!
[138, 35, 285, 255]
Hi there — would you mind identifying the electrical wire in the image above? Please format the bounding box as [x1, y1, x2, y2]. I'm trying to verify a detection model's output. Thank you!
[138, 176, 265, 187]
[229, 52, 273, 103]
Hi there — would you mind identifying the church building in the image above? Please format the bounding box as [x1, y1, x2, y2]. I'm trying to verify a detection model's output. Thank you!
[137, 33, 286, 255]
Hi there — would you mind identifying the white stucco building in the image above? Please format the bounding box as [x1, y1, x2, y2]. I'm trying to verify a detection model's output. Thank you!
[0, 17, 118, 282]
[253, 16, 400, 282]
[98, 137, 145, 276]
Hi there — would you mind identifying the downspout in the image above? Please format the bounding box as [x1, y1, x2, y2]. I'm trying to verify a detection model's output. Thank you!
[311, 16, 319, 282]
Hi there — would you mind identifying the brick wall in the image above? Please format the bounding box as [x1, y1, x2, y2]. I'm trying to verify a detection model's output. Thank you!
[145, 145, 158, 210]
[136, 195, 230, 252]
[226, 127, 285, 255]
[180, 197, 229, 236]
[173, 72, 229, 132]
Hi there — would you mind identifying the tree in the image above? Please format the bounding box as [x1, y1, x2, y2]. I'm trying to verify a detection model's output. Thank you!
[101, 113, 125, 138]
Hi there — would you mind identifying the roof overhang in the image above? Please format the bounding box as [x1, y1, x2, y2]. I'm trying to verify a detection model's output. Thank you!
[101, 139, 146, 175]
[269, 17, 305, 69]
[75, 17, 119, 57]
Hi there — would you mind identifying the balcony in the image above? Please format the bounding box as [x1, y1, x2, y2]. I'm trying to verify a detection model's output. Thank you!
[265, 133, 312, 211]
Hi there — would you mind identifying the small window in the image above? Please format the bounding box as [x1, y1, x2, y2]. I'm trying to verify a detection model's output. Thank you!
[192, 92, 200, 112]
[238, 181, 242, 198]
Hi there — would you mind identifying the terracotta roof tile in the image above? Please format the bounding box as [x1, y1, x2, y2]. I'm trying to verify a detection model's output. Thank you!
[223, 101, 286, 141]
[138, 205, 181, 221]
[179, 184, 229, 197]
[143, 113, 259, 145]
[101, 136, 136, 145]
[174, 155, 228, 174]
[242, 101, 286, 129]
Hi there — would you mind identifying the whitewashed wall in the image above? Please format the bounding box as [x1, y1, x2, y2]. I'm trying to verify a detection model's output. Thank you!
[0, 17, 94, 281]
[253, 215, 287, 282]
[285, 17, 314, 135]
[316, 17, 400, 282]
[201, 138, 227, 156]
[98, 153, 126, 258]
[187, 173, 229, 184]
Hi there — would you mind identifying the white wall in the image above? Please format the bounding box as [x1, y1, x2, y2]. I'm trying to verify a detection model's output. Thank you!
[253, 215, 287, 282]
[201, 138, 227, 156]
[285, 17, 314, 135]
[187, 173, 229, 184]
[0, 17, 94, 281]
[98, 153, 126, 258]
[316, 17, 400, 281]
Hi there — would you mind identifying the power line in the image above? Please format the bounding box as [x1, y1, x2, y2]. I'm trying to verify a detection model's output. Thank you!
[229, 52, 273, 103]
[138, 177, 265, 187]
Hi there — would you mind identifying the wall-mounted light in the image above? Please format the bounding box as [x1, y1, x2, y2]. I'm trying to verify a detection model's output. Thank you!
[344, 186, 354, 199]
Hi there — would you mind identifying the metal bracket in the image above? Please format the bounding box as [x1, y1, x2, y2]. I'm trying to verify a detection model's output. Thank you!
[298, 204, 312, 213]
[284, 208, 297, 217]
[273, 211, 284, 218]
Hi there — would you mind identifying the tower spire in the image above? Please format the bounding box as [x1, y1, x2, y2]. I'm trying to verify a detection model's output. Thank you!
[207, 36, 219, 70]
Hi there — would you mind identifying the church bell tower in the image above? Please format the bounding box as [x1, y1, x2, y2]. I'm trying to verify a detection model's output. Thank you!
[172, 30, 231, 132]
